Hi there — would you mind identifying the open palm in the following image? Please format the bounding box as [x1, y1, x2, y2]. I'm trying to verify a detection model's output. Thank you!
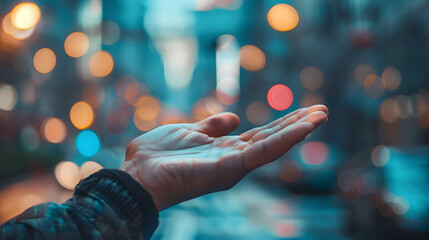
[120, 105, 328, 210]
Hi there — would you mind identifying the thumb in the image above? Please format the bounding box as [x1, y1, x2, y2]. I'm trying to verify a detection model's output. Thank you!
[196, 112, 240, 137]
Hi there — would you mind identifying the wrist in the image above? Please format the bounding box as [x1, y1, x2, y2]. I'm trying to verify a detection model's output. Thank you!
[119, 160, 164, 211]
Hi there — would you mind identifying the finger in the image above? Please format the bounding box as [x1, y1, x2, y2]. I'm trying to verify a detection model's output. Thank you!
[242, 122, 315, 172]
[240, 108, 302, 141]
[241, 104, 328, 141]
[246, 106, 328, 143]
[241, 109, 328, 171]
[295, 110, 328, 128]
[195, 112, 240, 137]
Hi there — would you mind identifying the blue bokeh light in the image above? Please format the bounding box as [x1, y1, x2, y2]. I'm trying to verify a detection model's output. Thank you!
[76, 130, 100, 157]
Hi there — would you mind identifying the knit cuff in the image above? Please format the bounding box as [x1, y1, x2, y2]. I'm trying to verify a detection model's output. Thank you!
[75, 169, 159, 239]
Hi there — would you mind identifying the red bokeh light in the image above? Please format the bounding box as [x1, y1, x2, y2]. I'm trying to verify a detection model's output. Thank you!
[267, 84, 293, 110]
[300, 142, 328, 165]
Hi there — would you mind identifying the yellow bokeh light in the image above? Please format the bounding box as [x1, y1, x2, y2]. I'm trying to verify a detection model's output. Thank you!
[80, 161, 103, 179]
[10, 3, 41, 30]
[2, 14, 36, 40]
[33, 48, 56, 74]
[55, 161, 80, 190]
[2, 14, 15, 35]
[64, 32, 89, 58]
[70, 101, 94, 129]
[89, 50, 114, 77]
[267, 4, 299, 32]
[41, 117, 67, 144]
[240, 45, 266, 71]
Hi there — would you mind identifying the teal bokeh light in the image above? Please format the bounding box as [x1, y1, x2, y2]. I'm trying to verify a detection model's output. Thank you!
[76, 130, 100, 157]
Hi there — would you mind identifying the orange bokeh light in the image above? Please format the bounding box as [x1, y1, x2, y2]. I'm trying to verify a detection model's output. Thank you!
[267, 4, 299, 32]
[133, 116, 156, 132]
[69, 101, 94, 129]
[64, 32, 89, 58]
[10, 3, 41, 30]
[89, 50, 114, 77]
[240, 45, 266, 71]
[33, 48, 56, 74]
[41, 117, 67, 144]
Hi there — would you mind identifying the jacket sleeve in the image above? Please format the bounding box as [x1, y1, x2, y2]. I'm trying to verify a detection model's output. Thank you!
[0, 169, 159, 240]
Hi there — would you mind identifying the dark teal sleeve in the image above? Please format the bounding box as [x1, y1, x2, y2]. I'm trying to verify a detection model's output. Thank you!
[0, 169, 159, 240]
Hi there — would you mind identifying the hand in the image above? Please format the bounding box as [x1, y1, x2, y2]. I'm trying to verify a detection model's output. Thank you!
[120, 105, 328, 211]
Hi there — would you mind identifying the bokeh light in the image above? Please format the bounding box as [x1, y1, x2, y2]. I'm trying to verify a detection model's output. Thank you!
[193, 97, 224, 121]
[239, 45, 266, 71]
[64, 32, 89, 58]
[364, 74, 384, 98]
[280, 161, 301, 183]
[267, 84, 293, 111]
[115, 75, 148, 105]
[267, 4, 299, 32]
[10, 3, 41, 30]
[338, 170, 359, 192]
[76, 130, 100, 157]
[81, 84, 105, 108]
[33, 48, 56, 74]
[371, 145, 391, 167]
[105, 108, 130, 135]
[55, 161, 80, 190]
[380, 98, 400, 123]
[101, 21, 121, 45]
[246, 101, 271, 125]
[300, 66, 324, 90]
[160, 108, 188, 125]
[89, 50, 114, 77]
[2, 14, 16, 35]
[300, 142, 328, 165]
[133, 118, 157, 132]
[300, 92, 324, 108]
[394, 95, 412, 118]
[79, 161, 103, 179]
[69, 101, 94, 129]
[357, 173, 376, 195]
[133, 95, 160, 131]
[41, 117, 67, 144]
[2, 13, 36, 40]
[354, 64, 374, 86]
[0, 83, 18, 111]
[381, 66, 401, 91]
